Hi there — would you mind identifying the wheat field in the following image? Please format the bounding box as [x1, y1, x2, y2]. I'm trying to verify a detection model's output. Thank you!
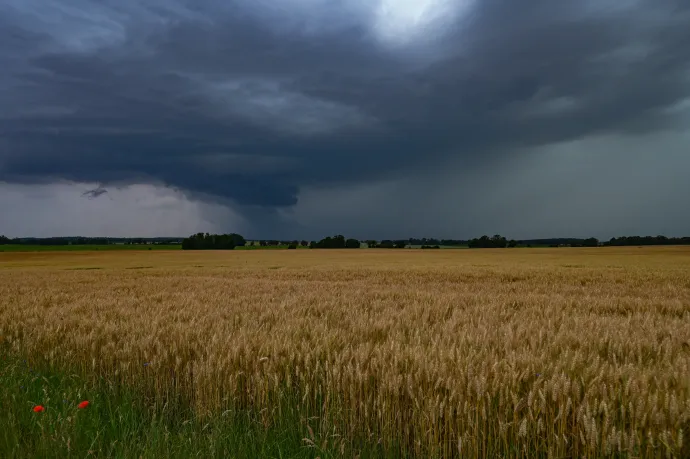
[1, 247, 689, 457]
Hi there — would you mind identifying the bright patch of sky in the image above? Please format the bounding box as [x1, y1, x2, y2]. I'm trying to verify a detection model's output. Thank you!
[373, 0, 473, 49]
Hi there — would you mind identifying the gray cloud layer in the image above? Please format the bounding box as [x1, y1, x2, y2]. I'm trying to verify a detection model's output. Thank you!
[1, 0, 689, 237]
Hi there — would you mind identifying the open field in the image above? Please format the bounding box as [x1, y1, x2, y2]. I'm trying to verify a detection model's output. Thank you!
[1, 247, 689, 457]
[406, 245, 469, 249]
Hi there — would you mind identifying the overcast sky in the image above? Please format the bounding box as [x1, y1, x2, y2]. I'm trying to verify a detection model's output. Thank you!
[1, 0, 689, 240]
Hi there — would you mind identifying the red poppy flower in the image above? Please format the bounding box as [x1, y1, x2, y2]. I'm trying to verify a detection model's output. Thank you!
[78, 400, 89, 409]
[33, 405, 45, 413]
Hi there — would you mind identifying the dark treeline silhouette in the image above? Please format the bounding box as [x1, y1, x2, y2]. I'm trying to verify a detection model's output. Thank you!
[467, 236, 597, 248]
[604, 236, 690, 246]
[512, 236, 690, 247]
[181, 233, 246, 250]
[253, 240, 310, 247]
[519, 238, 599, 248]
[516, 237, 599, 247]
[3, 234, 690, 250]
[408, 238, 467, 246]
[468, 235, 512, 248]
[309, 235, 361, 249]
[0, 236, 182, 245]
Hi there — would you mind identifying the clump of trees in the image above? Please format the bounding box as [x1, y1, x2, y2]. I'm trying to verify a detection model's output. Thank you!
[468, 235, 512, 248]
[181, 233, 246, 250]
[570, 238, 599, 247]
[309, 235, 361, 249]
[310, 235, 345, 249]
[346, 238, 360, 248]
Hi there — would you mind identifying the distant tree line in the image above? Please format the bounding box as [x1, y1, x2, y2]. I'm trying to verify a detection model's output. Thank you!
[466, 235, 601, 248]
[252, 240, 309, 247]
[408, 238, 467, 246]
[603, 236, 690, 246]
[3, 233, 690, 250]
[0, 236, 183, 245]
[522, 238, 599, 248]
[0, 236, 110, 245]
[181, 233, 246, 250]
[366, 240, 407, 249]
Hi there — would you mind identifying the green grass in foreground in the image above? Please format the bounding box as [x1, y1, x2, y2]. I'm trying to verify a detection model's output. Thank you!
[0, 353, 402, 459]
[0, 354, 316, 458]
[0, 244, 182, 252]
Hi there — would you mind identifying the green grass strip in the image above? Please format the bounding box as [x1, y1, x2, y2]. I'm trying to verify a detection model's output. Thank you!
[0, 353, 363, 458]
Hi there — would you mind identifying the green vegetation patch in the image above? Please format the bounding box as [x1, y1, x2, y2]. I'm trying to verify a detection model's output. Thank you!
[0, 353, 402, 459]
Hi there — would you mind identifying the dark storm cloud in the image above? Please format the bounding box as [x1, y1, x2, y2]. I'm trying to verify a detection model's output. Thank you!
[1, 0, 689, 208]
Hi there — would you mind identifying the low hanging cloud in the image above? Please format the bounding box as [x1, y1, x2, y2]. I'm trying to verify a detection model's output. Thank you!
[0, 182, 243, 238]
[1, 0, 689, 237]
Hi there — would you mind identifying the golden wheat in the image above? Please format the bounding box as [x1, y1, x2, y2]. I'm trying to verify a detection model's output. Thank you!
[1, 247, 689, 457]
